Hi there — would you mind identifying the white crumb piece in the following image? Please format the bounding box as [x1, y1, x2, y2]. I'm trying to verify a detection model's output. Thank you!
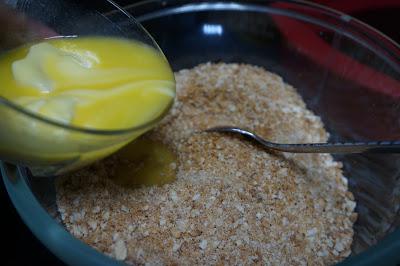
[121, 205, 129, 213]
[112, 233, 120, 242]
[172, 242, 181, 252]
[88, 220, 97, 230]
[317, 250, 329, 257]
[199, 240, 208, 250]
[192, 193, 201, 201]
[335, 240, 346, 252]
[114, 239, 127, 260]
[102, 211, 110, 220]
[307, 228, 318, 237]
[159, 218, 166, 226]
[92, 206, 101, 214]
[169, 190, 179, 202]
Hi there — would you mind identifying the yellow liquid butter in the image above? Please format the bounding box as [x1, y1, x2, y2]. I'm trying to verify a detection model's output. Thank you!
[0, 36, 175, 129]
[109, 138, 177, 188]
[0, 36, 175, 175]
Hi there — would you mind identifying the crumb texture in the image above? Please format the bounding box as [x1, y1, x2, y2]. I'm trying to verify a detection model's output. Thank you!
[56, 63, 356, 265]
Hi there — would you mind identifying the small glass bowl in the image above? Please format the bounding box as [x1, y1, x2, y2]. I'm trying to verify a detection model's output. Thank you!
[0, 0, 174, 176]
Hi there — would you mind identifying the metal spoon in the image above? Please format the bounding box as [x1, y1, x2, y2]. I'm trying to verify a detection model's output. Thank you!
[205, 126, 400, 154]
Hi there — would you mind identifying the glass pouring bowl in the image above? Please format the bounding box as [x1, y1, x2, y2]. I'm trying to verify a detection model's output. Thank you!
[0, 0, 174, 176]
[1, 0, 400, 265]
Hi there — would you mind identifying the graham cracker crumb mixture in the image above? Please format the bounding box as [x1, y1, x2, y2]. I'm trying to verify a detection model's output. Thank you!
[56, 63, 357, 265]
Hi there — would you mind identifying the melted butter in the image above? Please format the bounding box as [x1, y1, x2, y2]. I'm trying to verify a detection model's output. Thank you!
[0, 36, 175, 130]
[109, 138, 177, 188]
[0, 36, 176, 174]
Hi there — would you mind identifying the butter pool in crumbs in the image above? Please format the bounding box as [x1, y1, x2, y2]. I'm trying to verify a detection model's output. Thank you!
[56, 63, 357, 265]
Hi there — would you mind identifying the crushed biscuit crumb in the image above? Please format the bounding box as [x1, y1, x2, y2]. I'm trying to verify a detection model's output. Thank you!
[56, 63, 356, 265]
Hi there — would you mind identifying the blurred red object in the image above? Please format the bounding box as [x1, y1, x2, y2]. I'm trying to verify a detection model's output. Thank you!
[312, 0, 400, 42]
[271, 0, 400, 97]
[312, 0, 400, 11]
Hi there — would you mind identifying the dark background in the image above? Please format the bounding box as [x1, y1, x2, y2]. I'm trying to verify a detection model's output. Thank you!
[1, 0, 399, 265]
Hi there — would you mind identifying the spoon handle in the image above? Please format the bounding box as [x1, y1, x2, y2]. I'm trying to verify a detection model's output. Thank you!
[257, 140, 400, 153]
[206, 127, 400, 154]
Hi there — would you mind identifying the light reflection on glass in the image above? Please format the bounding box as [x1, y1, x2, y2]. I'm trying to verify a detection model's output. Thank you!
[202, 24, 223, 35]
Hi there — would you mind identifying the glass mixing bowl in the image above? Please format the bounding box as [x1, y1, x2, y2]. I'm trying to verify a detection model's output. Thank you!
[0, 0, 174, 176]
[2, 0, 400, 265]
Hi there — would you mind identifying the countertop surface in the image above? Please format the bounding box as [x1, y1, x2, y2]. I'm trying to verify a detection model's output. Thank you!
[1, 179, 64, 265]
